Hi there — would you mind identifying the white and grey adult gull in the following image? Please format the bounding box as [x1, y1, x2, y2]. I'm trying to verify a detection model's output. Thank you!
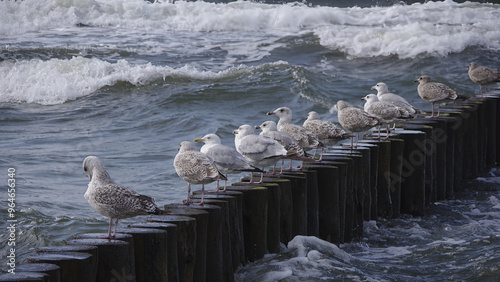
[255, 120, 306, 172]
[83, 156, 169, 238]
[193, 133, 262, 191]
[174, 141, 227, 205]
[414, 75, 457, 118]
[361, 94, 413, 139]
[371, 82, 420, 115]
[337, 100, 381, 148]
[233, 124, 295, 183]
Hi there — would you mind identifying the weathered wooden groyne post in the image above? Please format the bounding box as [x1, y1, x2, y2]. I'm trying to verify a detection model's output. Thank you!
[4, 94, 499, 282]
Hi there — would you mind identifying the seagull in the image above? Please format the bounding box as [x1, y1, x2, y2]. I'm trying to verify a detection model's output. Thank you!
[255, 120, 306, 172]
[193, 133, 262, 191]
[303, 111, 350, 159]
[336, 100, 381, 148]
[371, 82, 420, 115]
[233, 124, 294, 183]
[173, 141, 227, 205]
[361, 94, 413, 139]
[267, 106, 323, 160]
[414, 75, 458, 118]
[468, 62, 500, 96]
[83, 156, 169, 238]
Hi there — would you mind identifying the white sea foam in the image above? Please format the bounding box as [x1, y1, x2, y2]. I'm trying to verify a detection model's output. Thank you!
[1, 0, 499, 58]
[0, 57, 289, 105]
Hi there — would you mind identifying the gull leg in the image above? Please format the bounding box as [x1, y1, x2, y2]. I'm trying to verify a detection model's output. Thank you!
[184, 184, 191, 205]
[195, 185, 205, 206]
[426, 103, 434, 118]
[385, 124, 390, 139]
[112, 219, 119, 237]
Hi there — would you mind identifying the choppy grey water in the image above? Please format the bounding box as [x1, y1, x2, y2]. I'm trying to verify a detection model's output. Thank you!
[1, 0, 500, 280]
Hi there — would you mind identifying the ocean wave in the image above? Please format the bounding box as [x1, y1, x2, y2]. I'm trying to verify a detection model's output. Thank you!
[0, 56, 289, 105]
[1, 0, 499, 59]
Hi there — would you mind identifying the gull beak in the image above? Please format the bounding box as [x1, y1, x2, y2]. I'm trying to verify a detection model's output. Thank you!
[193, 138, 203, 142]
[232, 130, 238, 134]
[370, 86, 376, 90]
[361, 97, 366, 101]
[266, 111, 275, 116]
[255, 125, 261, 130]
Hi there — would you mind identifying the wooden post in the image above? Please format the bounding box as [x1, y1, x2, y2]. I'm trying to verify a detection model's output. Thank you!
[191, 193, 243, 272]
[272, 173, 308, 239]
[323, 150, 364, 240]
[225, 185, 268, 262]
[303, 163, 340, 244]
[311, 155, 347, 243]
[164, 205, 208, 282]
[129, 222, 179, 282]
[388, 138, 404, 218]
[299, 169, 319, 237]
[358, 141, 380, 221]
[71, 233, 135, 282]
[0, 272, 49, 281]
[27, 252, 95, 282]
[369, 140, 393, 218]
[148, 215, 197, 282]
[36, 245, 98, 259]
[1, 263, 60, 282]
[402, 123, 435, 205]
[397, 130, 426, 216]
[189, 198, 234, 282]
[485, 97, 497, 167]
[118, 227, 168, 282]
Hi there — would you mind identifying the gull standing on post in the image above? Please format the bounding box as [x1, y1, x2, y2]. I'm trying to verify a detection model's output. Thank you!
[267, 107, 323, 161]
[233, 124, 293, 183]
[361, 94, 413, 139]
[83, 156, 169, 238]
[174, 141, 227, 205]
[337, 100, 381, 148]
[371, 82, 420, 115]
[302, 111, 349, 160]
[193, 133, 262, 191]
[255, 120, 306, 172]
[414, 75, 457, 118]
[468, 62, 500, 96]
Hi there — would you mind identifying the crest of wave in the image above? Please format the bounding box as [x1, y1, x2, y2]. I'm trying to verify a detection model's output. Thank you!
[0, 56, 286, 105]
[314, 0, 500, 58]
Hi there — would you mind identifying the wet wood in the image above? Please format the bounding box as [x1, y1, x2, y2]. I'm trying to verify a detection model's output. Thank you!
[226, 185, 268, 262]
[27, 252, 94, 282]
[148, 215, 197, 282]
[118, 227, 168, 282]
[1, 263, 60, 282]
[129, 222, 179, 282]
[163, 205, 208, 282]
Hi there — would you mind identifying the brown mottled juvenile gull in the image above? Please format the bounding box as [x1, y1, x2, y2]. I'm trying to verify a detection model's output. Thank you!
[255, 120, 306, 171]
[193, 133, 262, 191]
[302, 111, 349, 159]
[233, 124, 293, 183]
[371, 82, 420, 115]
[414, 75, 457, 118]
[83, 156, 169, 238]
[337, 100, 381, 148]
[468, 62, 500, 96]
[267, 106, 323, 156]
[362, 94, 413, 139]
[174, 141, 227, 205]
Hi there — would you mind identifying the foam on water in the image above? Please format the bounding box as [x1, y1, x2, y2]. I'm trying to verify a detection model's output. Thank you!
[1, 0, 499, 58]
[0, 56, 289, 105]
